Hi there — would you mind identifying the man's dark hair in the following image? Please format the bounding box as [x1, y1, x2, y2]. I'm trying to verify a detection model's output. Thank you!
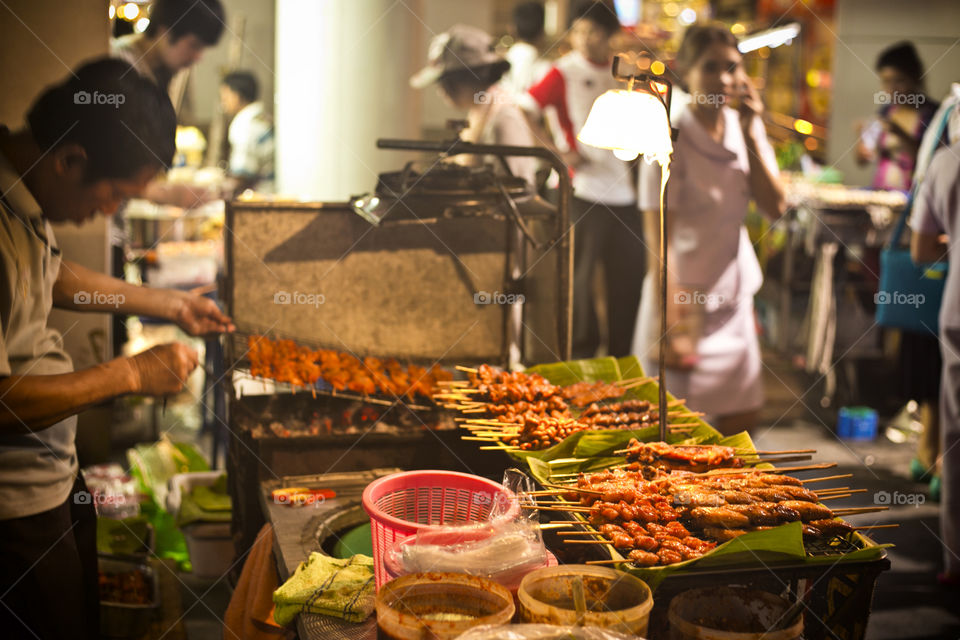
[570, 1, 620, 36]
[876, 41, 925, 82]
[513, 2, 545, 42]
[222, 71, 259, 104]
[26, 58, 176, 182]
[146, 0, 225, 45]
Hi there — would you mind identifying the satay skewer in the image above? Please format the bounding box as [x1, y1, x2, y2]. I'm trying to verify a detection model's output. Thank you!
[832, 507, 889, 515]
[816, 493, 853, 501]
[800, 474, 853, 484]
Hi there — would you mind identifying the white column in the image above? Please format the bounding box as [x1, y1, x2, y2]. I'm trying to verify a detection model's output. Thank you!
[275, 0, 424, 200]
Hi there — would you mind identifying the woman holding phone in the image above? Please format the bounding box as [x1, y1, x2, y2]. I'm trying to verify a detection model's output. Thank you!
[632, 24, 785, 433]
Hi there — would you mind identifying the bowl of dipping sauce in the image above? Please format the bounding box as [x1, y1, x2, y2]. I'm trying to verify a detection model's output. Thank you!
[375, 572, 515, 640]
[517, 564, 653, 636]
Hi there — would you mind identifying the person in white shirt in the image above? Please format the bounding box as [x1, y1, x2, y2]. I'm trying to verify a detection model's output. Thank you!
[633, 24, 785, 433]
[519, 1, 642, 359]
[502, 2, 551, 97]
[220, 71, 275, 192]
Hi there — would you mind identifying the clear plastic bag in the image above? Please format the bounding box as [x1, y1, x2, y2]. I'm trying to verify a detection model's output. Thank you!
[384, 469, 548, 586]
[456, 624, 643, 639]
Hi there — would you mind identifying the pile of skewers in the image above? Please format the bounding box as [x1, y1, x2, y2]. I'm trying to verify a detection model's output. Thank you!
[434, 365, 702, 451]
[245, 335, 452, 399]
[524, 446, 893, 567]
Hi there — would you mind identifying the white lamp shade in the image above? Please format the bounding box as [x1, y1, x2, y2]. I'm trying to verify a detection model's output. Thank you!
[577, 90, 673, 166]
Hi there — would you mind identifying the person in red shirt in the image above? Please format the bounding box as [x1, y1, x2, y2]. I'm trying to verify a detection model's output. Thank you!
[519, 1, 643, 358]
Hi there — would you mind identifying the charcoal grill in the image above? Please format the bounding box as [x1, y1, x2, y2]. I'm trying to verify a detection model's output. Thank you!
[222, 135, 572, 555]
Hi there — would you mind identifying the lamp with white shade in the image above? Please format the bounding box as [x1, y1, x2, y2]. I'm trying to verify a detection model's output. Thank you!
[577, 54, 676, 441]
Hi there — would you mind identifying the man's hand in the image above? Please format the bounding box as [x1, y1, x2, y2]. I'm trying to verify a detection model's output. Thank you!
[170, 291, 235, 337]
[127, 343, 199, 396]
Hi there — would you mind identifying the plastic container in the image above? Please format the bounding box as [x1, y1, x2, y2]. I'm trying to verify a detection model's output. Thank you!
[837, 406, 878, 440]
[375, 572, 515, 640]
[99, 555, 159, 637]
[361, 470, 520, 589]
[668, 587, 803, 640]
[517, 565, 653, 637]
[167, 472, 233, 578]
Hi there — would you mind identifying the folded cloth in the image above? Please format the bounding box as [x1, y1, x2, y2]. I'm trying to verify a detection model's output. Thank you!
[272, 553, 376, 626]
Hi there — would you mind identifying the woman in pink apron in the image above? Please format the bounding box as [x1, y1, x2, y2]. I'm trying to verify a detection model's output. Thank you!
[633, 25, 785, 434]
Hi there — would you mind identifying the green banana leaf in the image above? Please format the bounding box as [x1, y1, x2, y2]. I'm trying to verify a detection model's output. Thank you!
[576, 521, 891, 591]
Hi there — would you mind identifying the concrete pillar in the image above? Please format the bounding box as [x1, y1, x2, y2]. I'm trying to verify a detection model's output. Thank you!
[275, 0, 424, 200]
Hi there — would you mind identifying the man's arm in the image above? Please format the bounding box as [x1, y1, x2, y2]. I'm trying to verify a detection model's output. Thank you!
[53, 259, 234, 336]
[0, 343, 198, 434]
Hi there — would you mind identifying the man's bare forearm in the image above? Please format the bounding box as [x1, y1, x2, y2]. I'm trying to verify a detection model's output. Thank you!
[53, 259, 181, 319]
[0, 359, 136, 434]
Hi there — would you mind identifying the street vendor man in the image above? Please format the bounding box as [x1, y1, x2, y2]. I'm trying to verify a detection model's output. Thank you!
[0, 59, 234, 639]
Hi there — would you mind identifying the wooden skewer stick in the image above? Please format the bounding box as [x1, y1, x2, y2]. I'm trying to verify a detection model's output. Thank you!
[539, 522, 574, 530]
[615, 376, 657, 388]
[752, 449, 817, 455]
[557, 531, 607, 536]
[801, 474, 853, 484]
[832, 507, 889, 515]
[461, 436, 504, 442]
[817, 493, 853, 501]
[479, 446, 520, 451]
[528, 505, 592, 513]
[437, 380, 469, 386]
[541, 482, 601, 493]
[455, 366, 478, 373]
[853, 524, 899, 530]
[547, 520, 587, 526]
[741, 455, 814, 465]
[818, 488, 868, 496]
[765, 463, 837, 473]
[585, 559, 633, 566]
[563, 539, 615, 545]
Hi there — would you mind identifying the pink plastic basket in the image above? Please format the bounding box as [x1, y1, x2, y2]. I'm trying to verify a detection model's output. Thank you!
[361, 470, 519, 589]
